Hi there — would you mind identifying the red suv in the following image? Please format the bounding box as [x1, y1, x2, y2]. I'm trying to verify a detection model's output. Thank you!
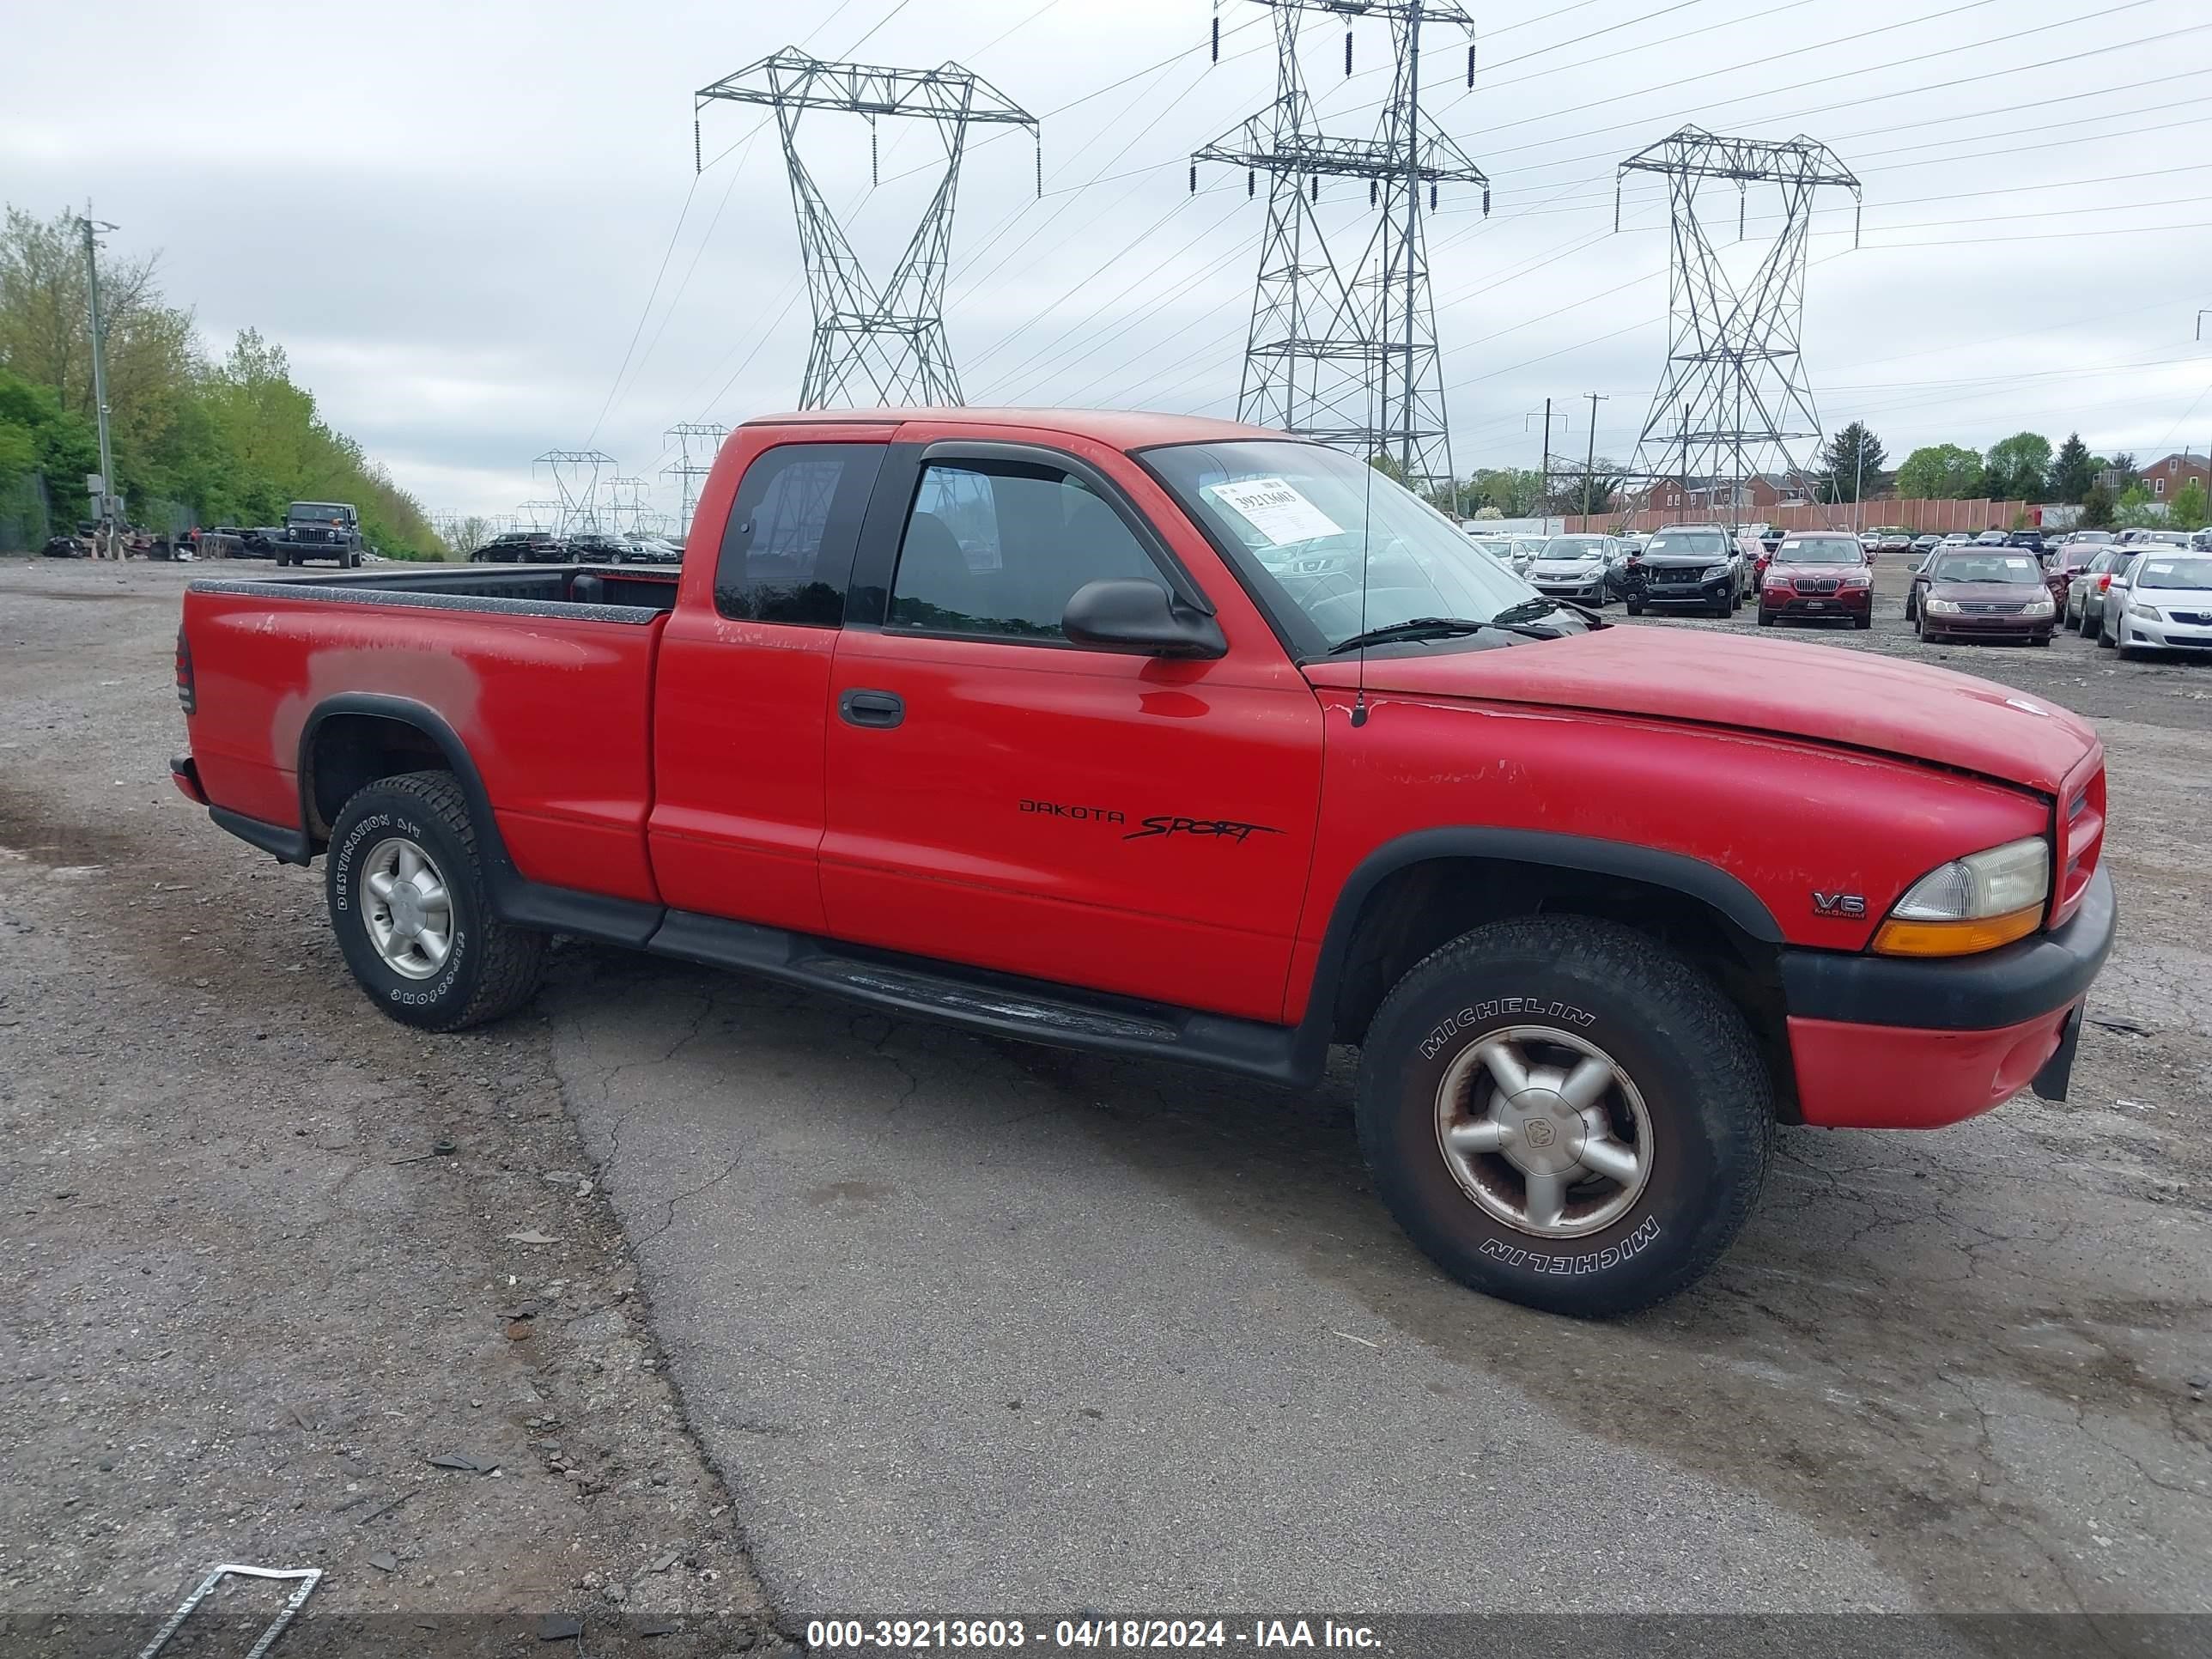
[1757, 532, 1874, 629]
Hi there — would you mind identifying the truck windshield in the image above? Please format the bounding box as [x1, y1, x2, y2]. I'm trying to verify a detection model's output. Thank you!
[1145, 441, 1547, 651]
[291, 504, 347, 521]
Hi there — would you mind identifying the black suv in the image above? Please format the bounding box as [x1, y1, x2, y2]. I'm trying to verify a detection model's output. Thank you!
[271, 501, 364, 568]
[1618, 524, 1744, 617]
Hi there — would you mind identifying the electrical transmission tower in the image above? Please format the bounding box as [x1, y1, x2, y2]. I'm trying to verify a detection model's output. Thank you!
[533, 449, 615, 536]
[663, 422, 728, 535]
[515, 500, 563, 533]
[605, 476, 649, 535]
[1196, 1, 1486, 499]
[696, 52, 1038, 408]
[1615, 125, 1859, 526]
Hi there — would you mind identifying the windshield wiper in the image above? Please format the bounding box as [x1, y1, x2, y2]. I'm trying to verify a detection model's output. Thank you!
[1492, 595, 1609, 630]
[1327, 615, 1557, 654]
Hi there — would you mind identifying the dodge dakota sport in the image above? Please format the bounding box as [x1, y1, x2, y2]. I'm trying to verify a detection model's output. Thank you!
[171, 409, 2115, 1316]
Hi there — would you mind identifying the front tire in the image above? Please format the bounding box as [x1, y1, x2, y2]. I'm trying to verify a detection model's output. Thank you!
[1354, 916, 1771, 1318]
[325, 770, 548, 1032]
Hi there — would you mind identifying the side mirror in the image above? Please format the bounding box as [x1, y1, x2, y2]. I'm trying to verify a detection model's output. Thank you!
[1062, 579, 1227, 659]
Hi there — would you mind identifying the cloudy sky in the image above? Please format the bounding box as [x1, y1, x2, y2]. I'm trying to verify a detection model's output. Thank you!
[8, 0, 2209, 520]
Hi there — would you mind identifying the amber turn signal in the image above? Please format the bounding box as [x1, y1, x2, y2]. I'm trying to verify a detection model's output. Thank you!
[1871, 903, 2043, 957]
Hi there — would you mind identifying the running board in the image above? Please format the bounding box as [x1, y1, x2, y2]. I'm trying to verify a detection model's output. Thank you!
[646, 909, 1316, 1087]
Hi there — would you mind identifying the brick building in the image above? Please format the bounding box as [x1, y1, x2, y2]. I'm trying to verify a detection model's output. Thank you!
[2137, 451, 2209, 505]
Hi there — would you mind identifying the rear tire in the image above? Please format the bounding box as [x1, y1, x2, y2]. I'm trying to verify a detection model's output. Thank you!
[325, 770, 548, 1032]
[1757, 608, 1775, 627]
[1354, 916, 1771, 1318]
[1853, 613, 1871, 630]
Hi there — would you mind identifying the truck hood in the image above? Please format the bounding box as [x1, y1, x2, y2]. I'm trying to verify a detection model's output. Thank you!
[1304, 625, 2096, 793]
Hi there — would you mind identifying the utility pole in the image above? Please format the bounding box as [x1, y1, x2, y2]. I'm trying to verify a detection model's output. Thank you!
[1851, 427, 1866, 534]
[1527, 401, 1566, 530]
[1583, 392, 1608, 522]
[79, 205, 120, 558]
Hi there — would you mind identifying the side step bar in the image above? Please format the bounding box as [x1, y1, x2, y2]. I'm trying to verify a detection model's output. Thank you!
[647, 909, 1316, 1088]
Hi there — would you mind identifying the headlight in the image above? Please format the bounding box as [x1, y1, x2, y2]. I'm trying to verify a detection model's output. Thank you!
[1872, 836, 2050, 957]
[2025, 594, 2056, 617]
[1841, 571, 1871, 588]
[2129, 603, 2160, 621]
[1702, 563, 1730, 580]
[1925, 597, 1960, 615]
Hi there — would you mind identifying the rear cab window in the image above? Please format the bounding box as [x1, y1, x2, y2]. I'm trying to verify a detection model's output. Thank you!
[715, 443, 885, 625]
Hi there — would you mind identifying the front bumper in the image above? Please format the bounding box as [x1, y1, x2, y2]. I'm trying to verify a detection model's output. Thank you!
[1778, 864, 2114, 1127]
[2124, 616, 2212, 649]
[1920, 609, 2055, 641]
[1530, 575, 1607, 602]
[1761, 586, 1871, 619]
[1632, 572, 1734, 607]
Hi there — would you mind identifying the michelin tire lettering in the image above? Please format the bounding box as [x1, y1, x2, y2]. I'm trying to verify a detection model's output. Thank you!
[1480, 1216, 1662, 1274]
[1420, 999, 1597, 1059]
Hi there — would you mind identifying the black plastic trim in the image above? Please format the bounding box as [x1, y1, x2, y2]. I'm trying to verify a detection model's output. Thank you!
[2031, 1001, 2083, 1101]
[1781, 863, 2116, 1032]
[646, 910, 1309, 1086]
[1292, 824, 1787, 1073]
[209, 806, 313, 865]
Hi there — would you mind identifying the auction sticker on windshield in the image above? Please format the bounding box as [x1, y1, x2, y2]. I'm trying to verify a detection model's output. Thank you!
[1205, 477, 1344, 546]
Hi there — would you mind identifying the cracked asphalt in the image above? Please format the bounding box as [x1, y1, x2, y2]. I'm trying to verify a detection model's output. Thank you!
[3, 556, 2208, 1638]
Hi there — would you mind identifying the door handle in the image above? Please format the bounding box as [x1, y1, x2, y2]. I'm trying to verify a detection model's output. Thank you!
[839, 688, 905, 729]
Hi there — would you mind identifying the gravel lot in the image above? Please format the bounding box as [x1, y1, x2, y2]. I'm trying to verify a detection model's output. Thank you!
[2, 556, 2206, 1643]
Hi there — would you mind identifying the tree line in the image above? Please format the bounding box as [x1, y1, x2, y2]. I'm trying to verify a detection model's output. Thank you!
[0, 204, 442, 556]
[1431, 421, 2205, 531]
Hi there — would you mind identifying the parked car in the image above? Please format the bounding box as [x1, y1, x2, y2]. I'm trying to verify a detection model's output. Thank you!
[2068, 549, 2128, 635]
[40, 532, 89, 558]
[2190, 528, 2212, 552]
[1872, 528, 1914, 556]
[1504, 536, 1548, 576]
[169, 406, 2113, 1320]
[1912, 549, 2059, 646]
[1525, 533, 1622, 606]
[565, 532, 635, 565]
[1616, 523, 1742, 617]
[1910, 533, 1944, 560]
[619, 536, 686, 565]
[1755, 532, 1872, 629]
[471, 531, 566, 563]
[2098, 550, 2212, 658]
[2005, 530, 2049, 556]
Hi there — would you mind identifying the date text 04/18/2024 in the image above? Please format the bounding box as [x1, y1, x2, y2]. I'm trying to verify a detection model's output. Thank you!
[804, 1618, 1382, 1650]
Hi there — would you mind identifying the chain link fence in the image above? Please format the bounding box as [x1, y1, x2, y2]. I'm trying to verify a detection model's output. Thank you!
[0, 471, 53, 552]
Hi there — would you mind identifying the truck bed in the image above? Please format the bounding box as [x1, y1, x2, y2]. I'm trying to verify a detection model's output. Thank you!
[191, 562, 681, 618]
[182, 562, 680, 904]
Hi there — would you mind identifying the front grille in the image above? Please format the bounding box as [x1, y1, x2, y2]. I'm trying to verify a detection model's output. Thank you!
[2171, 611, 2212, 627]
[1959, 601, 2027, 615]
[1794, 577, 1841, 594]
[1652, 568, 1700, 585]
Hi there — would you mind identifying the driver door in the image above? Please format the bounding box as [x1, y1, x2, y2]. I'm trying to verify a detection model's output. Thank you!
[818, 441, 1323, 1023]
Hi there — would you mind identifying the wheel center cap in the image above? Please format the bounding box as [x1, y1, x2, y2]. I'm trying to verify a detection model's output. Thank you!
[387, 885, 425, 938]
[1500, 1087, 1586, 1176]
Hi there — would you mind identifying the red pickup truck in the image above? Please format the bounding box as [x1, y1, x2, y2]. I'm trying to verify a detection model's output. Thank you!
[173, 409, 2114, 1316]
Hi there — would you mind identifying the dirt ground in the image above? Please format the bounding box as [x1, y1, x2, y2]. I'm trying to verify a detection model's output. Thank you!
[0, 557, 792, 1654]
[0, 554, 2207, 1650]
